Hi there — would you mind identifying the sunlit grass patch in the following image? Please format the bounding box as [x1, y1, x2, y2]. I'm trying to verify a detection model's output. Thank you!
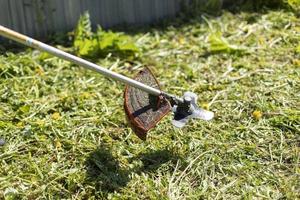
[0, 7, 299, 200]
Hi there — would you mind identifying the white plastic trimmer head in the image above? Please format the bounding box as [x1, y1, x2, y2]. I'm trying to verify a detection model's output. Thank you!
[171, 92, 214, 128]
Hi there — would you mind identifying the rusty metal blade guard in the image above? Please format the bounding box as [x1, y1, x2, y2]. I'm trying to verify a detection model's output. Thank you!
[124, 67, 171, 140]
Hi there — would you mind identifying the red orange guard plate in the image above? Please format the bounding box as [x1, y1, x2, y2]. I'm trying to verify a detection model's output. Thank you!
[124, 67, 171, 140]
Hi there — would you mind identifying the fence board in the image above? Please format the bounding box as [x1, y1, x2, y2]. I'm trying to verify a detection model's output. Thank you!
[119, 0, 135, 25]
[0, 0, 11, 28]
[10, 0, 26, 33]
[22, 0, 35, 36]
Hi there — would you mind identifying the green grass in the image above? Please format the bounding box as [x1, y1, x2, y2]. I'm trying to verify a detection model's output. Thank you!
[0, 9, 299, 200]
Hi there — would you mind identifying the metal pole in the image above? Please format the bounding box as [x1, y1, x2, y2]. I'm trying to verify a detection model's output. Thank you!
[0, 25, 165, 96]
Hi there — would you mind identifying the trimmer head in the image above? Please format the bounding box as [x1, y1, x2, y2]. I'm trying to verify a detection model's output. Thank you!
[124, 67, 214, 140]
[171, 92, 214, 128]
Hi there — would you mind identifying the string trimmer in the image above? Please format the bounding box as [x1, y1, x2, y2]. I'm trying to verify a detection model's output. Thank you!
[0, 25, 214, 140]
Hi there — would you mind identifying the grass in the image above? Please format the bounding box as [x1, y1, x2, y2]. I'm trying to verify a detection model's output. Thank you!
[0, 7, 300, 200]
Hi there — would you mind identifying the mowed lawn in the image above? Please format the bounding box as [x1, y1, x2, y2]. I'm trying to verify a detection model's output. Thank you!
[0, 8, 299, 200]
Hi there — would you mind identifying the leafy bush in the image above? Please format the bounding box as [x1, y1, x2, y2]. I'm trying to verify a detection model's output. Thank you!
[286, 0, 300, 12]
[183, 0, 223, 16]
[225, 0, 300, 12]
[74, 12, 139, 58]
[187, 0, 300, 14]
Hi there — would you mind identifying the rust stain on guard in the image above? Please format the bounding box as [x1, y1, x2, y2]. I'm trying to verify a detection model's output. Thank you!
[124, 67, 171, 140]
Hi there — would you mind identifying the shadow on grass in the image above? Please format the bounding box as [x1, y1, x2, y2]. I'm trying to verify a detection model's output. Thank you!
[0, 42, 28, 54]
[135, 149, 180, 173]
[85, 145, 181, 196]
[85, 145, 129, 193]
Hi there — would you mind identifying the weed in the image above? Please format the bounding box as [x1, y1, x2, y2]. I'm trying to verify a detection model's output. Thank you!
[74, 12, 140, 58]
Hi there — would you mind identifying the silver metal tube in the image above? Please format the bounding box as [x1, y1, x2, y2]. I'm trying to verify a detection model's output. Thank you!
[0, 25, 184, 103]
[0, 25, 162, 95]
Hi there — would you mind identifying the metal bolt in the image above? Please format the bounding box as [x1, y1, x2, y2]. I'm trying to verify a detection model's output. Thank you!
[184, 96, 192, 104]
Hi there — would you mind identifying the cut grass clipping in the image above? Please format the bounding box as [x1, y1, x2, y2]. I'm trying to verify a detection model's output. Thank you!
[0, 7, 299, 200]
